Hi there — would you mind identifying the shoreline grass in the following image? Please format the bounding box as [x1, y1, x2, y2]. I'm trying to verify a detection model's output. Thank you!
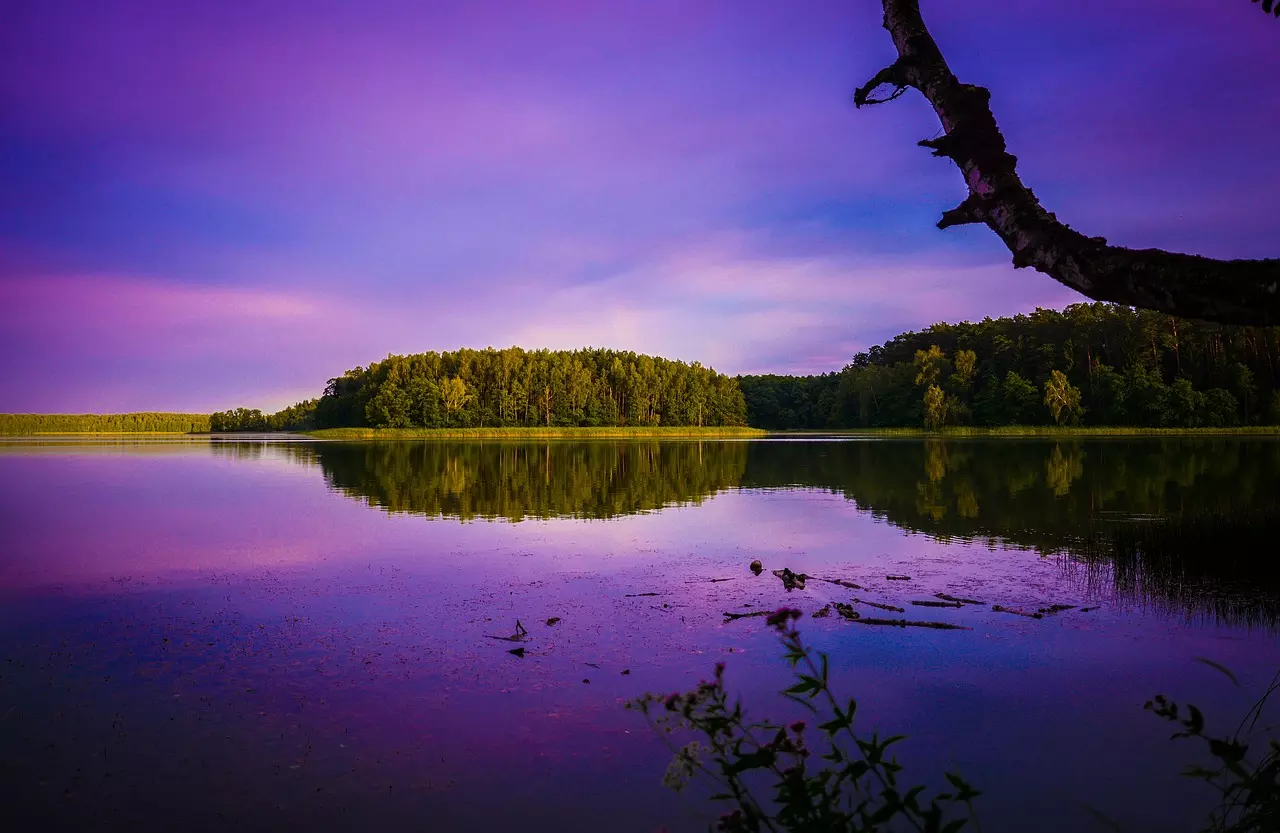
[306, 426, 768, 440]
[772, 425, 1280, 438]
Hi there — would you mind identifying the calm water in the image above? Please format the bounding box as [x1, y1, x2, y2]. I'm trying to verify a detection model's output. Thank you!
[2, 437, 1279, 832]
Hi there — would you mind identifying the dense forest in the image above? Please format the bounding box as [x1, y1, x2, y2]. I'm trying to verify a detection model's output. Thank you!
[0, 413, 210, 434]
[741, 303, 1280, 429]
[208, 400, 318, 432]
[306, 347, 748, 430]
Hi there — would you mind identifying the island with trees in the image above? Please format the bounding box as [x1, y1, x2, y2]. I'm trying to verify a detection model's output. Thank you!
[6, 303, 1279, 436]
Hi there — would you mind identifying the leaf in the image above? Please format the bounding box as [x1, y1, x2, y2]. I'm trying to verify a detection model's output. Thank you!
[1194, 657, 1241, 687]
[1185, 704, 1205, 735]
[784, 678, 819, 696]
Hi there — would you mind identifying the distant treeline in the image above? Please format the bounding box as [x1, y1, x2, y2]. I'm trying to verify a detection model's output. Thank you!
[0, 413, 210, 435]
[741, 303, 1280, 429]
[209, 400, 318, 432]
[306, 347, 747, 430]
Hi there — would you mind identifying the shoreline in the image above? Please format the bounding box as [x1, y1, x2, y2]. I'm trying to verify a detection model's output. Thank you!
[4, 425, 1279, 439]
[771, 426, 1280, 437]
[305, 426, 768, 439]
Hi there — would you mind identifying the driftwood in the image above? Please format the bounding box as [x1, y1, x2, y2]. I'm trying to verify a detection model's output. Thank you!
[936, 593, 986, 605]
[885, 575, 912, 581]
[817, 577, 865, 590]
[723, 610, 772, 622]
[625, 592, 662, 598]
[854, 618, 970, 630]
[854, 597, 906, 613]
[507, 647, 526, 658]
[992, 605, 1044, 620]
[1037, 604, 1076, 616]
[545, 617, 561, 626]
[1079, 606, 1101, 613]
[912, 599, 962, 609]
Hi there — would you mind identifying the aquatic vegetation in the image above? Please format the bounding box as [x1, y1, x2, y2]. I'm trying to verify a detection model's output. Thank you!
[629, 609, 981, 833]
[638, 611, 1278, 833]
[1145, 669, 1280, 833]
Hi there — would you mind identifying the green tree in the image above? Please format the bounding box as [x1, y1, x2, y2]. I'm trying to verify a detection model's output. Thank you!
[1043, 370, 1083, 425]
[922, 384, 949, 429]
[441, 377, 470, 426]
[913, 344, 947, 388]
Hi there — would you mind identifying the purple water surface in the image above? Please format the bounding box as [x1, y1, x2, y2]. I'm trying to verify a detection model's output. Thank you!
[1, 439, 1277, 833]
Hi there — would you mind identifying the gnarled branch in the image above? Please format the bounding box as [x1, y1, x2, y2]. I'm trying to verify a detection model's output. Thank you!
[858, 0, 1280, 326]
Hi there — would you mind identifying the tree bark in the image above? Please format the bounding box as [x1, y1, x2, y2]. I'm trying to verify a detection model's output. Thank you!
[854, 0, 1280, 326]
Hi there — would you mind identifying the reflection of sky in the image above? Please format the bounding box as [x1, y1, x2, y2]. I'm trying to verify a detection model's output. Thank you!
[3, 443, 1279, 831]
[3, 1, 1278, 411]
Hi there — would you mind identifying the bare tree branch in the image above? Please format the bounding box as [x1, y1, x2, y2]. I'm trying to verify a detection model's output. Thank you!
[857, 0, 1280, 326]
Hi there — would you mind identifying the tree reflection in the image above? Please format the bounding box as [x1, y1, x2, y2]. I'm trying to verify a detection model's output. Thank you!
[265, 437, 1280, 627]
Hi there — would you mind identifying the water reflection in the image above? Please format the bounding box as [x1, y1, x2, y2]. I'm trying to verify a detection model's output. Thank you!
[271, 437, 1280, 627]
[293, 440, 747, 521]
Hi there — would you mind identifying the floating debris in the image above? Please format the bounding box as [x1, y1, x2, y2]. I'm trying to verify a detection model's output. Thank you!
[992, 605, 1044, 620]
[832, 603, 860, 621]
[1079, 606, 1101, 613]
[854, 618, 970, 630]
[621, 669, 631, 675]
[912, 600, 962, 609]
[812, 604, 832, 618]
[485, 620, 529, 642]
[818, 577, 865, 590]
[772, 568, 809, 591]
[853, 597, 906, 613]
[749, 559, 763, 576]
[935, 593, 986, 605]
[723, 610, 772, 622]
[582, 679, 591, 684]
[625, 592, 662, 598]
[507, 647, 526, 658]
[1037, 604, 1076, 616]
[886, 575, 912, 581]
[545, 617, 562, 626]
[585, 662, 600, 669]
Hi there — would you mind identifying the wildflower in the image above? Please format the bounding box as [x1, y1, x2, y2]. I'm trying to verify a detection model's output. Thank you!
[765, 607, 802, 629]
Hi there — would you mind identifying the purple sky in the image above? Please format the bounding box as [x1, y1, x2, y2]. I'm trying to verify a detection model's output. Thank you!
[2, 0, 1277, 412]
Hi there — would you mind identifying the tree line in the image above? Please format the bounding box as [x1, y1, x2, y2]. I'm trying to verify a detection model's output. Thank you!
[208, 400, 318, 433]
[308, 347, 747, 429]
[741, 303, 1280, 429]
[0, 413, 211, 434]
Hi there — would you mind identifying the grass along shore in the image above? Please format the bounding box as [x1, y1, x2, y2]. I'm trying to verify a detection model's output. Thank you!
[307, 426, 767, 440]
[775, 425, 1280, 437]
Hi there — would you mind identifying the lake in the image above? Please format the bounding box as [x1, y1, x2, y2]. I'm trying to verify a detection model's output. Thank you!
[2, 436, 1278, 832]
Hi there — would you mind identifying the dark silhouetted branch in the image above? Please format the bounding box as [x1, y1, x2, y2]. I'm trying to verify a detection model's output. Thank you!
[856, 0, 1280, 326]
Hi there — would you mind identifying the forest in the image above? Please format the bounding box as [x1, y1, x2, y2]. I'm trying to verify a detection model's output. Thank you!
[208, 400, 318, 433]
[302, 347, 748, 430]
[0, 413, 211, 434]
[741, 303, 1280, 430]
